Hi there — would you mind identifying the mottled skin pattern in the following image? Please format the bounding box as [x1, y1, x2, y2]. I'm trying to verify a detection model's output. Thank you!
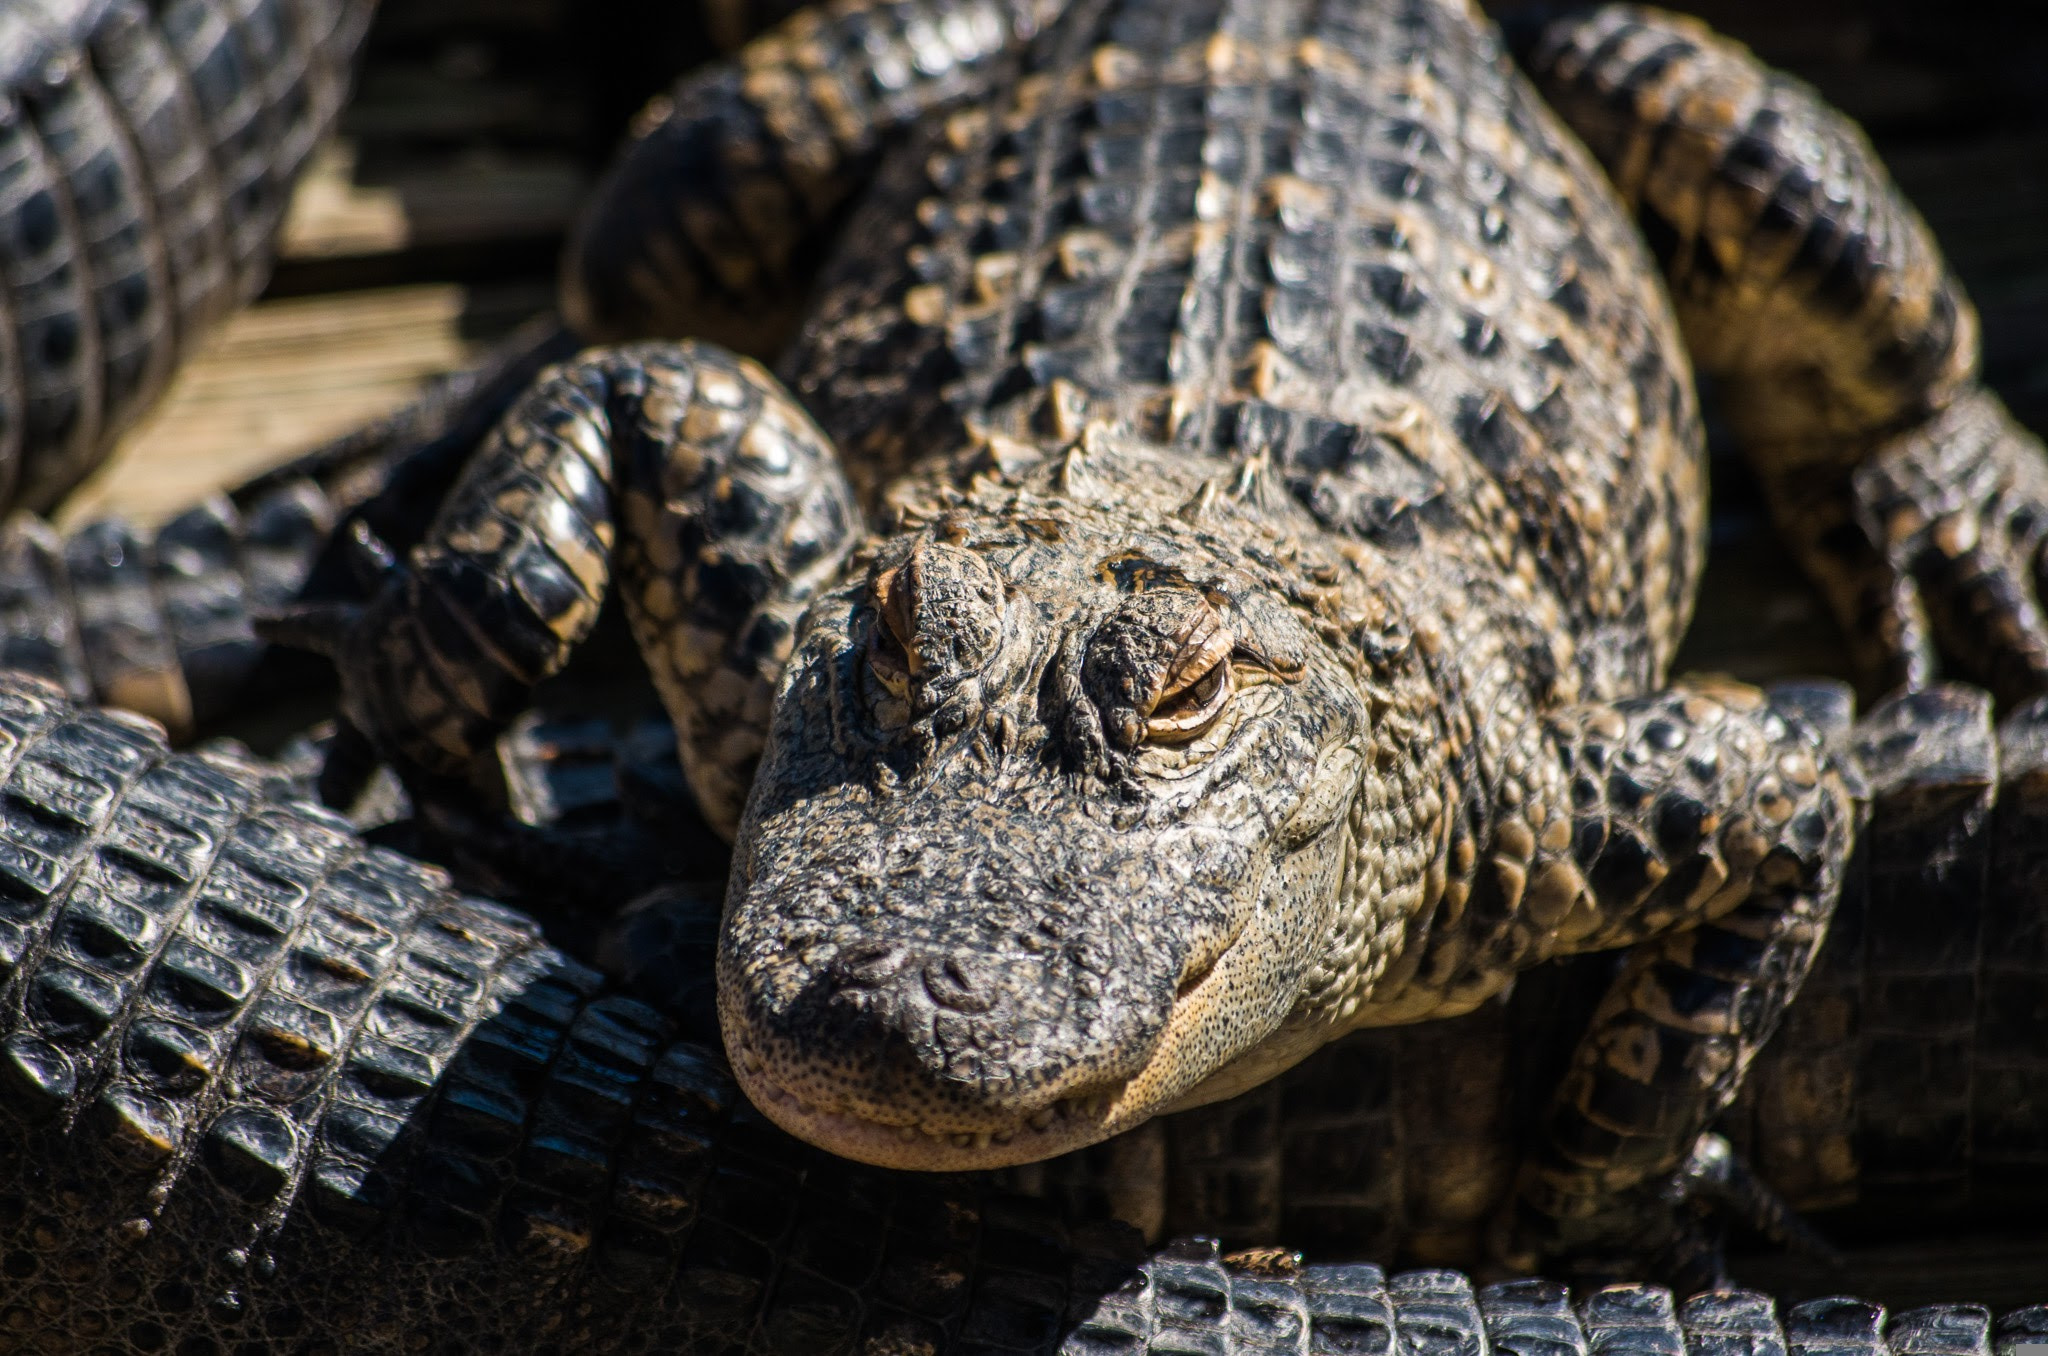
[271, 0, 2048, 1276]
[1521, 8, 2048, 709]
[271, 343, 862, 835]
[978, 687, 2048, 1291]
[299, 674, 2045, 1286]
[0, 675, 2043, 1348]
[0, 0, 374, 514]
[404, 682, 2048, 1297]
[562, 0, 1062, 362]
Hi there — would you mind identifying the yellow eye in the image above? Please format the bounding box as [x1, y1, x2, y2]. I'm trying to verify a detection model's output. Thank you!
[866, 559, 920, 700]
[868, 611, 913, 698]
[1143, 657, 1233, 743]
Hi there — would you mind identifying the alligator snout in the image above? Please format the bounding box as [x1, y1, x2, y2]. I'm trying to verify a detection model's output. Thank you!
[824, 943, 1008, 1019]
[912, 952, 1002, 1014]
[716, 796, 1259, 1169]
[721, 476, 1368, 1170]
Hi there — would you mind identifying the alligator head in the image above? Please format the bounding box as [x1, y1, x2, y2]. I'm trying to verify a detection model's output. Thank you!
[719, 429, 1444, 1170]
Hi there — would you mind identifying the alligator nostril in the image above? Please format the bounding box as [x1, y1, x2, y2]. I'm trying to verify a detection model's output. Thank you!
[833, 942, 910, 989]
[921, 955, 998, 1013]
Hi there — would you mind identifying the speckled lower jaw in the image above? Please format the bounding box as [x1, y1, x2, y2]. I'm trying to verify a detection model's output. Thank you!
[728, 1049, 1137, 1171]
[724, 933, 1253, 1172]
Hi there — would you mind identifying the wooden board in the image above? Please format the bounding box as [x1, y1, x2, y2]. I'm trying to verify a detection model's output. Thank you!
[61, 280, 551, 528]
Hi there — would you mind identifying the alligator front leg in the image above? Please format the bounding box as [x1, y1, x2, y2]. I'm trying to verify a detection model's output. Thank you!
[266, 0, 1054, 696]
[562, 0, 1060, 359]
[263, 341, 862, 838]
[1522, 6, 2048, 706]
[1490, 680, 1862, 1283]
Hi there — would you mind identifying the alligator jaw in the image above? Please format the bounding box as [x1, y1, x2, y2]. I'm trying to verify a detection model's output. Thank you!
[723, 915, 1256, 1171]
[728, 1054, 1137, 1171]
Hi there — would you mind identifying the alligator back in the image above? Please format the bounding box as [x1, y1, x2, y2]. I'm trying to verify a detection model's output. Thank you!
[0, 0, 374, 515]
[787, 0, 1704, 694]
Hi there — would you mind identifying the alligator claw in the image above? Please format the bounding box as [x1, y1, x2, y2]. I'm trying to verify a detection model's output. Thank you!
[1852, 389, 2048, 707]
[1668, 1133, 1845, 1272]
[253, 600, 364, 661]
[341, 518, 401, 589]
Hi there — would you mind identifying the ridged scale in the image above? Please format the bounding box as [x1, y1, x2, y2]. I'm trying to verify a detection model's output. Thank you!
[0, 0, 373, 514]
[790, 0, 1701, 693]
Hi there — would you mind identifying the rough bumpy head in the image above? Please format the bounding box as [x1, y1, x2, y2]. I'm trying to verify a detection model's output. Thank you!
[720, 431, 1387, 1169]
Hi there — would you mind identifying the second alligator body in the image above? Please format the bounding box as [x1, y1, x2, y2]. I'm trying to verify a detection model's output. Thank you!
[0, 0, 376, 513]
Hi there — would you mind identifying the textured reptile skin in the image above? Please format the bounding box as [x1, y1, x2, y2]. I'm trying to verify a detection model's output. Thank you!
[580, 684, 2045, 1299]
[0, 673, 2043, 1349]
[991, 691, 2048, 1287]
[271, 342, 862, 835]
[1521, 7, 2048, 707]
[0, 320, 582, 747]
[0, 481, 337, 740]
[263, 0, 2048, 1276]
[0, 0, 374, 515]
[563, 0, 1060, 361]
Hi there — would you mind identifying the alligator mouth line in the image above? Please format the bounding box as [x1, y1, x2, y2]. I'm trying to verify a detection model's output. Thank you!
[729, 1058, 1137, 1169]
[725, 927, 1245, 1172]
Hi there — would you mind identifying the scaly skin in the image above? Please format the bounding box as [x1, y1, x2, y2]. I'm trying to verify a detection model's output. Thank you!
[0, 0, 375, 514]
[561, 0, 1061, 361]
[270, 0, 2048, 1273]
[0, 482, 337, 739]
[0, 319, 582, 744]
[1520, 7, 2048, 706]
[985, 688, 2048, 1293]
[598, 682, 2048, 1299]
[0, 673, 2044, 1347]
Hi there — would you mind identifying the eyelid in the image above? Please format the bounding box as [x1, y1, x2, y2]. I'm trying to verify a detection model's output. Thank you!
[1157, 613, 1235, 701]
[1143, 653, 1234, 743]
[867, 610, 913, 698]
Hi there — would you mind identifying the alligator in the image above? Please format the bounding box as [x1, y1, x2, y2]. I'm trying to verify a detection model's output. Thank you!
[0, 0, 377, 515]
[567, 678, 2048, 1304]
[153, 655, 2048, 1297]
[401, 677, 2045, 1293]
[0, 318, 581, 750]
[1, 671, 2047, 1349]
[259, 0, 2048, 1277]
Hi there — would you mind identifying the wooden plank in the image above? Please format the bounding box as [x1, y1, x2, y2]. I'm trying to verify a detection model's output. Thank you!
[59, 281, 552, 529]
[277, 140, 585, 261]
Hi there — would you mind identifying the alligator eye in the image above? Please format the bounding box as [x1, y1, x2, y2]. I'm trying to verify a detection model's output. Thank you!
[868, 610, 914, 698]
[1144, 657, 1233, 743]
[866, 556, 920, 699]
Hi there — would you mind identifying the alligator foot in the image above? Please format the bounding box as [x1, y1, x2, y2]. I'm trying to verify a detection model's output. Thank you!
[259, 340, 863, 839]
[1525, 7, 2048, 707]
[1849, 391, 2048, 706]
[1666, 1132, 1843, 1271]
[1497, 680, 1862, 1280]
